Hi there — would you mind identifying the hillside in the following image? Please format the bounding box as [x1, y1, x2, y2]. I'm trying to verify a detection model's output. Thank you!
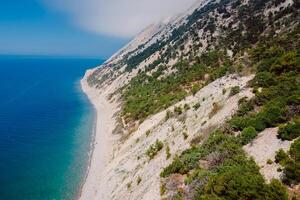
[81, 0, 300, 199]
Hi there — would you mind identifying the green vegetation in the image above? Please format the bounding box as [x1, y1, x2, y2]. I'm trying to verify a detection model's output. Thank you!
[146, 140, 164, 160]
[174, 106, 183, 115]
[137, 176, 142, 185]
[275, 149, 290, 166]
[160, 131, 289, 199]
[182, 132, 188, 140]
[227, 27, 300, 137]
[122, 51, 231, 122]
[267, 159, 273, 165]
[146, 130, 151, 137]
[278, 119, 300, 141]
[184, 103, 190, 111]
[160, 183, 166, 196]
[236, 98, 255, 116]
[166, 145, 171, 160]
[229, 86, 241, 96]
[193, 102, 201, 110]
[238, 126, 257, 145]
[276, 139, 300, 186]
[158, 25, 300, 200]
[115, 1, 300, 197]
[208, 102, 222, 118]
[127, 182, 132, 189]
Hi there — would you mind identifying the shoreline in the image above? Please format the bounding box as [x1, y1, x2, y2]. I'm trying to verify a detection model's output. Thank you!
[78, 69, 117, 200]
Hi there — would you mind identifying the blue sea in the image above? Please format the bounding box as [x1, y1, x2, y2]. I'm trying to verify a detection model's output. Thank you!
[0, 56, 102, 200]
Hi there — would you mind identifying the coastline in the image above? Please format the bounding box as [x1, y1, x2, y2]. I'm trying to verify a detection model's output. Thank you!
[79, 69, 117, 200]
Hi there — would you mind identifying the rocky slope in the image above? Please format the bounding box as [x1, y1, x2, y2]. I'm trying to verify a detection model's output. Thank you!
[83, 0, 300, 199]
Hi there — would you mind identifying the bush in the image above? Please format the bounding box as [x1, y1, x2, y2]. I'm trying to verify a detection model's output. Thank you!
[260, 102, 286, 126]
[229, 116, 247, 131]
[267, 159, 273, 164]
[192, 84, 201, 95]
[184, 103, 190, 111]
[161, 131, 242, 177]
[166, 145, 171, 159]
[252, 72, 277, 87]
[183, 132, 189, 140]
[146, 130, 151, 137]
[208, 102, 222, 118]
[137, 176, 142, 185]
[146, 140, 164, 160]
[275, 149, 289, 165]
[278, 120, 300, 141]
[290, 139, 300, 161]
[193, 102, 201, 110]
[282, 139, 300, 185]
[247, 116, 267, 132]
[165, 110, 172, 121]
[198, 156, 288, 200]
[160, 156, 186, 177]
[236, 99, 255, 116]
[230, 86, 241, 96]
[239, 126, 257, 145]
[174, 106, 183, 115]
[267, 179, 289, 200]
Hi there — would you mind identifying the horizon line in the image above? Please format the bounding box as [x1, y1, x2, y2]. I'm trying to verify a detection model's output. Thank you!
[0, 54, 108, 60]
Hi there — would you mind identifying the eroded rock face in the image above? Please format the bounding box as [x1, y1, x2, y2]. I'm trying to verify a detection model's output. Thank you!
[82, 75, 253, 200]
[81, 0, 299, 198]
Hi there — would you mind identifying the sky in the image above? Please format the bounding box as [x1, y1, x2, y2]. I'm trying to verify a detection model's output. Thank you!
[0, 0, 197, 58]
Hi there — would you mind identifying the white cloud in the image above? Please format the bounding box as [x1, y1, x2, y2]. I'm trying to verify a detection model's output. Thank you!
[43, 0, 198, 38]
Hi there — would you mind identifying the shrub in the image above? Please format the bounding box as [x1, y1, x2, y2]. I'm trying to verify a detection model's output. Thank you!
[229, 116, 247, 131]
[287, 94, 300, 105]
[209, 102, 222, 118]
[236, 99, 255, 116]
[222, 88, 226, 95]
[267, 159, 273, 165]
[146, 130, 151, 137]
[183, 132, 189, 140]
[165, 110, 172, 121]
[160, 183, 166, 195]
[239, 126, 257, 145]
[247, 116, 267, 132]
[200, 156, 288, 200]
[252, 72, 277, 87]
[275, 149, 289, 165]
[146, 140, 164, 160]
[193, 102, 201, 110]
[260, 102, 286, 126]
[166, 145, 171, 159]
[290, 139, 300, 161]
[278, 120, 300, 141]
[127, 182, 132, 189]
[174, 106, 183, 115]
[229, 86, 241, 96]
[267, 179, 289, 200]
[137, 176, 142, 185]
[270, 51, 298, 74]
[192, 84, 201, 95]
[282, 139, 300, 185]
[184, 103, 190, 111]
[162, 129, 289, 199]
[160, 156, 186, 177]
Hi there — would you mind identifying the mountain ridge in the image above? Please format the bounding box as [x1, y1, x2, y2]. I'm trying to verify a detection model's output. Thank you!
[82, 0, 300, 199]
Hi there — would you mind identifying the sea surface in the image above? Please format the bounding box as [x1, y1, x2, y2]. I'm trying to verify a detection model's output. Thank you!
[0, 56, 102, 200]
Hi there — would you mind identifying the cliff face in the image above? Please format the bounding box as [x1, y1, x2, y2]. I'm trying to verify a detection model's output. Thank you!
[84, 0, 300, 199]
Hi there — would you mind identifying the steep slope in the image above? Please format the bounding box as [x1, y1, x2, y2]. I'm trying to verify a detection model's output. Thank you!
[81, 0, 300, 199]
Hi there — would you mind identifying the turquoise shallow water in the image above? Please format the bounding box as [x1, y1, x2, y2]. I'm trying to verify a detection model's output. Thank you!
[0, 56, 102, 200]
